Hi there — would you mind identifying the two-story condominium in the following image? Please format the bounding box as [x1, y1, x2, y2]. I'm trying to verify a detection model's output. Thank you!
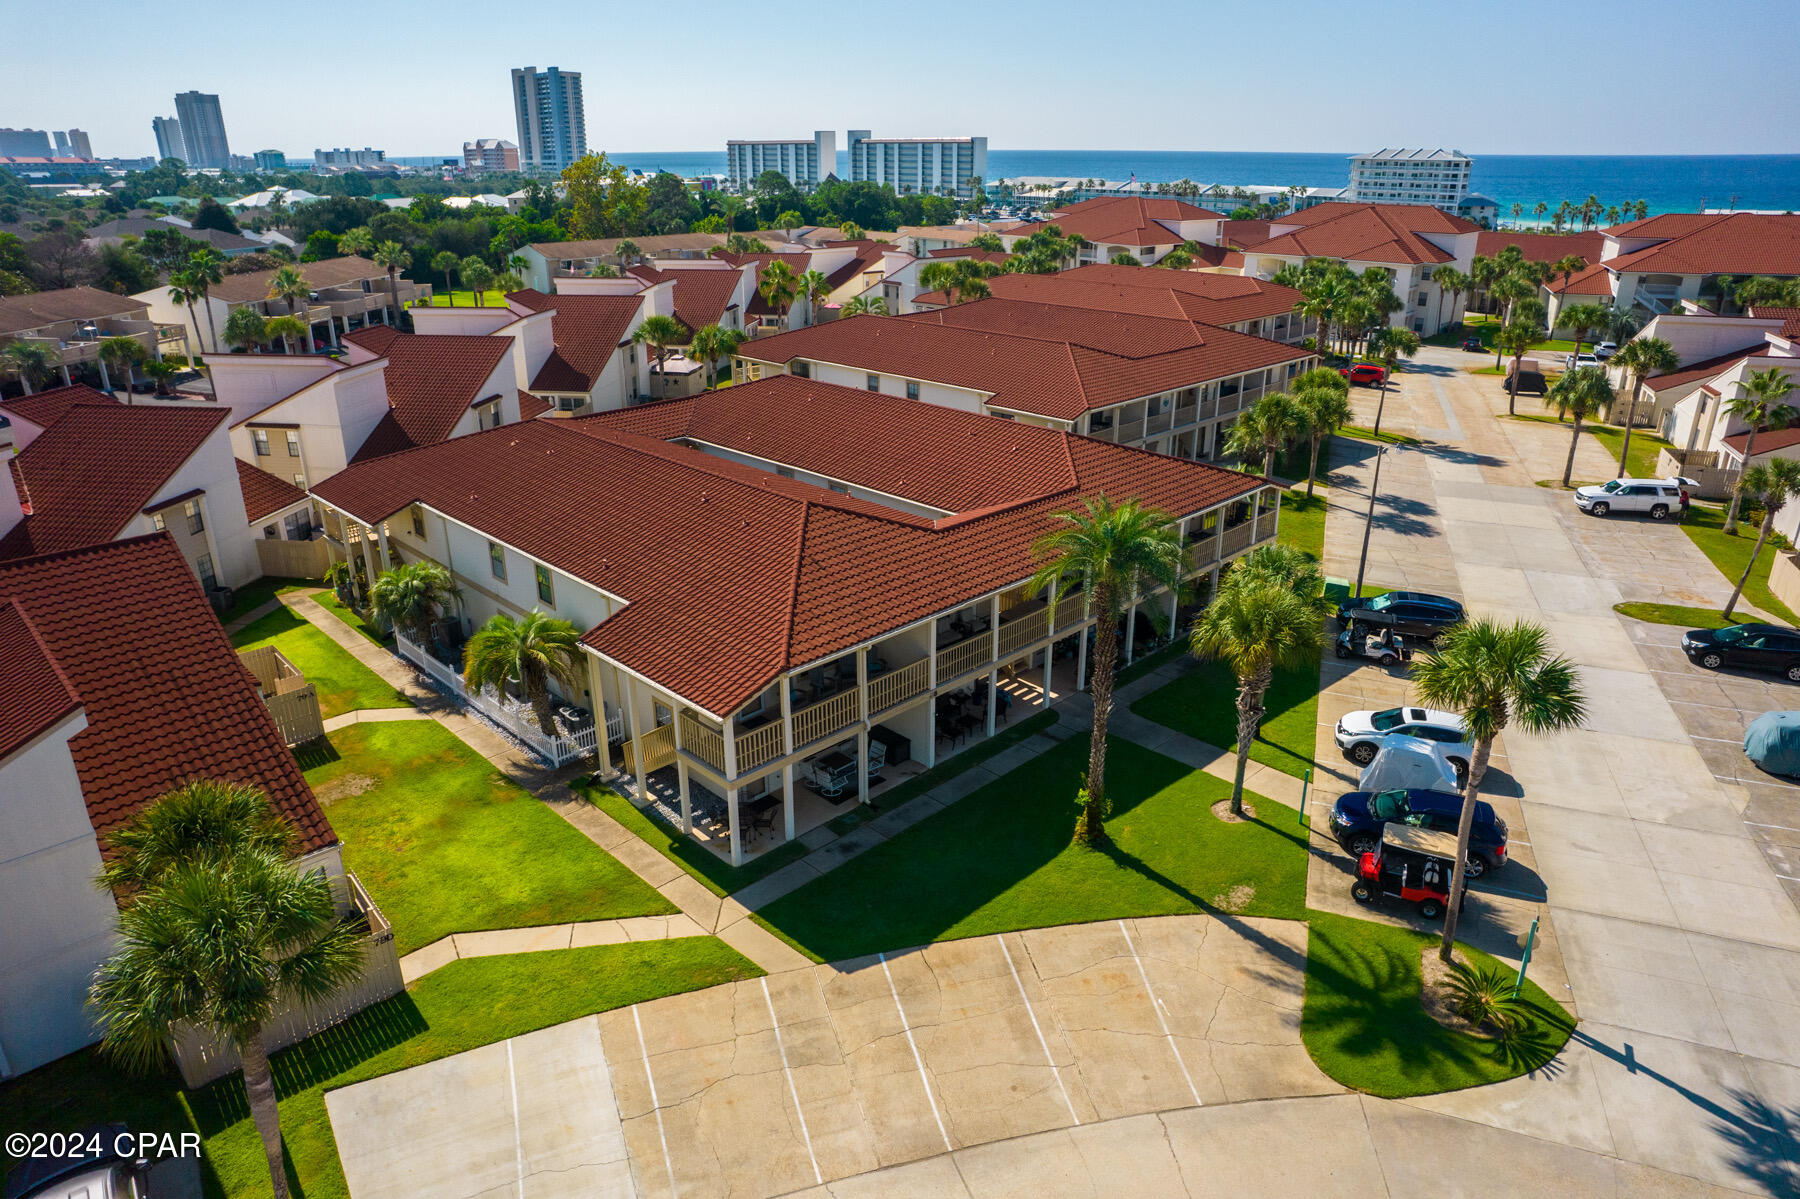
[0, 286, 190, 394]
[310, 376, 1280, 865]
[1545, 212, 1800, 325]
[1236, 202, 1482, 336]
[735, 297, 1317, 461]
[0, 534, 344, 1078]
[1000, 197, 1229, 268]
[135, 256, 432, 357]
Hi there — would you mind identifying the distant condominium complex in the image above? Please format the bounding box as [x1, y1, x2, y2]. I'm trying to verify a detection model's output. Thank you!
[464, 138, 520, 172]
[727, 132, 836, 191]
[511, 66, 587, 171]
[1346, 148, 1472, 213]
[50, 129, 92, 158]
[151, 116, 185, 163]
[314, 147, 387, 169]
[172, 91, 230, 168]
[847, 130, 987, 198]
[253, 149, 287, 171]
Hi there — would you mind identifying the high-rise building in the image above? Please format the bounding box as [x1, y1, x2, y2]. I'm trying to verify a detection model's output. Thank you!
[253, 149, 287, 171]
[511, 66, 586, 172]
[313, 147, 386, 169]
[846, 131, 987, 199]
[727, 132, 835, 191]
[152, 116, 185, 163]
[65, 129, 92, 159]
[463, 138, 520, 172]
[52, 131, 69, 156]
[172, 91, 230, 168]
[0, 129, 53, 157]
[1345, 148, 1473, 213]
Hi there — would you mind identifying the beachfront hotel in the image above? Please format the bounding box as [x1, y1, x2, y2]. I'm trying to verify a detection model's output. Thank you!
[847, 130, 988, 199]
[727, 132, 836, 191]
[1346, 148, 1473, 214]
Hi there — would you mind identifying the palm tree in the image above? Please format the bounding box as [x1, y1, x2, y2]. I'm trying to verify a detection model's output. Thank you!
[1365, 326, 1420, 436]
[1224, 392, 1302, 479]
[460, 257, 495, 306]
[1547, 366, 1614, 487]
[142, 359, 180, 395]
[633, 313, 685, 394]
[461, 609, 585, 737]
[88, 786, 367, 1199]
[1290, 368, 1354, 497]
[96, 779, 297, 893]
[264, 315, 306, 355]
[1190, 544, 1330, 816]
[99, 335, 148, 400]
[1432, 266, 1470, 332]
[1559, 302, 1610, 364]
[370, 561, 460, 643]
[337, 226, 372, 258]
[433, 251, 460, 301]
[267, 265, 314, 353]
[840, 294, 888, 318]
[1611, 336, 1680, 473]
[166, 268, 208, 363]
[797, 268, 832, 322]
[1026, 496, 1182, 846]
[1533, 201, 1548, 223]
[614, 238, 640, 270]
[686, 322, 745, 389]
[224, 305, 268, 353]
[837, 221, 864, 241]
[373, 241, 410, 328]
[1495, 320, 1542, 418]
[187, 249, 226, 354]
[1488, 275, 1536, 368]
[2, 338, 58, 394]
[1725, 459, 1800, 619]
[757, 259, 798, 328]
[1724, 367, 1799, 533]
[1413, 619, 1585, 960]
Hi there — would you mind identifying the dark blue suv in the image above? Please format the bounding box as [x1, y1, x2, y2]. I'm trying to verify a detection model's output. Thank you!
[1328, 788, 1509, 877]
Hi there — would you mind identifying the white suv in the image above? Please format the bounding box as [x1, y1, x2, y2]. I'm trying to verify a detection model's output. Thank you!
[1565, 351, 1601, 369]
[1574, 476, 1695, 519]
[1335, 706, 1473, 782]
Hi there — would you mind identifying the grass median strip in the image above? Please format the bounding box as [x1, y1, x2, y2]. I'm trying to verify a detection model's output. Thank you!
[229, 605, 409, 718]
[1613, 601, 1743, 629]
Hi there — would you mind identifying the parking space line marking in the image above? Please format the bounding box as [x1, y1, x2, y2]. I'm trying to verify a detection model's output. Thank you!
[997, 935, 1080, 1126]
[1719, 773, 1800, 793]
[878, 951, 954, 1152]
[1117, 920, 1203, 1108]
[1691, 735, 1746, 744]
[631, 1005, 678, 1199]
[1746, 820, 1800, 834]
[505, 1039, 525, 1199]
[1774, 872, 1800, 883]
[760, 978, 822, 1185]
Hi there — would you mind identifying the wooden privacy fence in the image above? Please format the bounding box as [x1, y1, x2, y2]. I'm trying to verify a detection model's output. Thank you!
[238, 645, 325, 746]
[254, 536, 331, 579]
[170, 871, 401, 1088]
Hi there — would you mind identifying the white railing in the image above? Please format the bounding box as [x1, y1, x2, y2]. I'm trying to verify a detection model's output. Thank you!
[395, 633, 596, 766]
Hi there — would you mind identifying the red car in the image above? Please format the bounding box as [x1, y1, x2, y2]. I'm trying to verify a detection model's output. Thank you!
[1339, 363, 1387, 386]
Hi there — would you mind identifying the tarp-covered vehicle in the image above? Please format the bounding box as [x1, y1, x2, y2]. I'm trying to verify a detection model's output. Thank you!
[1745, 711, 1800, 777]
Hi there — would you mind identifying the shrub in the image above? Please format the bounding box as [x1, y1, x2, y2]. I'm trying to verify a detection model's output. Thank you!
[1443, 959, 1526, 1034]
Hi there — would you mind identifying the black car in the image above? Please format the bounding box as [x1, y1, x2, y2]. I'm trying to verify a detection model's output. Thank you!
[1328, 788, 1509, 877]
[1682, 623, 1800, 682]
[1461, 335, 1484, 352]
[1335, 590, 1465, 642]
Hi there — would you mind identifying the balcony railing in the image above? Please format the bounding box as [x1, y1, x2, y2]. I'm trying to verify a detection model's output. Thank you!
[1145, 409, 1173, 434]
[1221, 523, 1254, 557]
[1053, 594, 1087, 630]
[1185, 536, 1221, 570]
[938, 635, 991, 682]
[680, 710, 726, 772]
[735, 719, 786, 773]
[1174, 403, 1198, 426]
[792, 687, 861, 749]
[998, 609, 1049, 656]
[1087, 423, 1117, 442]
[869, 658, 929, 714]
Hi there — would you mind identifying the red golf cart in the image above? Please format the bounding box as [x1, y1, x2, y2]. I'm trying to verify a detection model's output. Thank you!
[1350, 824, 1465, 920]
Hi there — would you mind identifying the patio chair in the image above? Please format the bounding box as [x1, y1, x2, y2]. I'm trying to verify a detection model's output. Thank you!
[866, 739, 888, 779]
[804, 753, 857, 799]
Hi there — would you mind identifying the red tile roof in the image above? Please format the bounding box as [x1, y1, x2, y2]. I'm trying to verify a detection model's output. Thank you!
[507, 289, 643, 393]
[921, 264, 1303, 327]
[1222, 219, 1273, 249]
[1005, 197, 1224, 246]
[1597, 213, 1800, 278]
[1641, 346, 1780, 392]
[1722, 426, 1800, 457]
[1547, 263, 1616, 297]
[236, 458, 311, 523]
[717, 252, 814, 318]
[818, 241, 892, 293]
[1475, 230, 1603, 266]
[0, 383, 119, 430]
[0, 598, 82, 763]
[518, 389, 551, 419]
[0, 535, 334, 852]
[344, 329, 511, 462]
[1749, 306, 1800, 340]
[0, 404, 229, 559]
[625, 266, 742, 337]
[1250, 202, 1478, 265]
[312, 376, 1265, 715]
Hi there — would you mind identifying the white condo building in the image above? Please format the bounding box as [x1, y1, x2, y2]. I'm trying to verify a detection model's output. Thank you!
[847, 131, 987, 198]
[1346, 148, 1472, 214]
[727, 132, 835, 191]
[511, 66, 587, 172]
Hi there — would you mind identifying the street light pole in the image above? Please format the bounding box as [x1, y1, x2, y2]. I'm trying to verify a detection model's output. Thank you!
[1354, 445, 1388, 601]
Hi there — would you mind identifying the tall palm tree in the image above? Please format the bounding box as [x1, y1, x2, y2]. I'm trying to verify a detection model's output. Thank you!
[264, 315, 306, 355]
[1027, 496, 1181, 846]
[462, 609, 585, 737]
[166, 268, 208, 364]
[224, 305, 269, 353]
[633, 313, 685, 394]
[1190, 544, 1330, 816]
[797, 268, 832, 322]
[373, 241, 410, 328]
[187, 249, 226, 354]
[432, 251, 460, 301]
[2, 338, 58, 394]
[1413, 620, 1585, 960]
[686, 322, 745, 389]
[614, 238, 640, 270]
[460, 257, 495, 306]
[1431, 266, 1470, 332]
[1602, 304, 1641, 350]
[1290, 368, 1354, 497]
[1724, 367, 1799, 533]
[370, 561, 460, 643]
[1224, 391, 1303, 479]
[1559, 302, 1611, 364]
[1725, 459, 1800, 619]
[88, 786, 367, 1199]
[1633, 200, 1649, 221]
[1495, 320, 1542, 418]
[267, 264, 314, 353]
[1488, 275, 1536, 369]
[99, 335, 148, 400]
[337, 226, 372, 258]
[840, 294, 888, 318]
[1546, 366, 1614, 487]
[757, 259, 798, 328]
[1533, 201, 1548, 223]
[1611, 336, 1680, 473]
[96, 779, 297, 893]
[1365, 326, 1420, 436]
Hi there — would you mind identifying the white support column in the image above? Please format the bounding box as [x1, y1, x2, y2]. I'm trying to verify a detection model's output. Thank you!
[1076, 627, 1088, 692]
[59, 363, 72, 386]
[1124, 593, 1139, 663]
[925, 634, 940, 766]
[723, 712, 739, 782]
[985, 668, 998, 736]
[1041, 650, 1053, 710]
[782, 762, 796, 841]
[856, 726, 870, 806]
[675, 758, 692, 834]
[625, 674, 648, 798]
[376, 524, 391, 573]
[97, 357, 111, 394]
[727, 787, 742, 866]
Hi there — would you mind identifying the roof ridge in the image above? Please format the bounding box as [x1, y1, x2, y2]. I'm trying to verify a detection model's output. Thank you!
[782, 502, 810, 665]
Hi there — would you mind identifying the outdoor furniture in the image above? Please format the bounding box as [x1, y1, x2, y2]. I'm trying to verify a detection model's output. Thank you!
[805, 751, 857, 802]
[742, 794, 780, 842]
[869, 724, 911, 768]
[866, 738, 887, 781]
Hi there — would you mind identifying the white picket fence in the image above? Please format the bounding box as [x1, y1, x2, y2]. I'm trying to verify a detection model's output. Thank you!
[394, 632, 599, 766]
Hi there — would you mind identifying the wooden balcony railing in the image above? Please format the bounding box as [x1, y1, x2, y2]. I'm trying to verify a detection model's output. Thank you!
[679, 710, 725, 772]
[869, 658, 929, 714]
[1221, 523, 1254, 557]
[1053, 594, 1087, 631]
[734, 719, 785, 773]
[1087, 424, 1117, 442]
[1173, 403, 1198, 426]
[1185, 537, 1220, 570]
[1114, 417, 1145, 443]
[998, 609, 1049, 656]
[1145, 409, 1173, 434]
[792, 687, 861, 749]
[937, 636, 991, 682]
[627, 723, 677, 776]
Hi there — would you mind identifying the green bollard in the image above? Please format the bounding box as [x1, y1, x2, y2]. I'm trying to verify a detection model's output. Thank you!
[1300, 768, 1311, 827]
[1514, 916, 1539, 998]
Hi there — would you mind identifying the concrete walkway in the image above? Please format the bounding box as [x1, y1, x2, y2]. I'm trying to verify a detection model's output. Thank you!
[320, 706, 431, 733]
[399, 913, 710, 984]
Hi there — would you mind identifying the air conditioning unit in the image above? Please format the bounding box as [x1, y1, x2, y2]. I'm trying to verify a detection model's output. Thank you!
[208, 585, 235, 614]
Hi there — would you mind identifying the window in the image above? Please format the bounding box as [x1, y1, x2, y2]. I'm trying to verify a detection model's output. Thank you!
[410, 506, 425, 538]
[286, 431, 301, 457]
[776, 466, 795, 479]
[252, 429, 271, 456]
[184, 499, 204, 535]
[196, 553, 216, 591]
[906, 381, 920, 401]
[866, 374, 880, 392]
[284, 509, 310, 540]
[489, 540, 506, 580]
[828, 481, 850, 494]
[790, 360, 810, 379]
[150, 512, 166, 532]
[535, 564, 554, 605]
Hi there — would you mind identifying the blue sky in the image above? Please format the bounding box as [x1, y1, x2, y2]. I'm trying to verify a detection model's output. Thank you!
[9, 0, 1798, 160]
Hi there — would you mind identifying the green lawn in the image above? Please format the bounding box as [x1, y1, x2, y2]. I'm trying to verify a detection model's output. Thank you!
[1300, 912, 1575, 1098]
[425, 289, 508, 307]
[574, 781, 811, 898]
[754, 735, 1310, 963]
[220, 576, 309, 624]
[1132, 651, 1320, 780]
[1278, 488, 1326, 562]
[1680, 503, 1800, 626]
[1341, 425, 1421, 447]
[305, 722, 676, 953]
[229, 606, 409, 718]
[313, 591, 388, 647]
[1445, 312, 1578, 354]
[1613, 601, 1745, 629]
[0, 940, 761, 1199]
